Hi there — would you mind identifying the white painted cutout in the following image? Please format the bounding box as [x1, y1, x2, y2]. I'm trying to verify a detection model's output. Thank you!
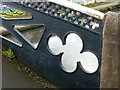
[14, 25, 45, 49]
[90, 21, 99, 30]
[48, 0, 105, 19]
[0, 26, 22, 47]
[48, 33, 99, 74]
[79, 18, 87, 25]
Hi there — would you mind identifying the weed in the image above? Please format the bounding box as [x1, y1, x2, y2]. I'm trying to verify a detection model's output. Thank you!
[2, 48, 15, 59]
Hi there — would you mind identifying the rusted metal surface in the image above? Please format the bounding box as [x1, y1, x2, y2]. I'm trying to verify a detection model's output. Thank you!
[100, 12, 119, 88]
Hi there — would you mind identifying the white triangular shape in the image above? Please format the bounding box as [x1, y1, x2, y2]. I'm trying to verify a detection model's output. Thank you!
[14, 25, 45, 49]
[0, 26, 22, 47]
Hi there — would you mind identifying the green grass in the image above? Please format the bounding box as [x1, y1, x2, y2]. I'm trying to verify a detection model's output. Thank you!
[0, 10, 32, 19]
[85, 2, 110, 7]
[2, 13, 32, 19]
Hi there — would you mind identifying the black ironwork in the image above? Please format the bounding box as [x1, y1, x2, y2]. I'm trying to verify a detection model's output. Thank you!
[1, 1, 104, 88]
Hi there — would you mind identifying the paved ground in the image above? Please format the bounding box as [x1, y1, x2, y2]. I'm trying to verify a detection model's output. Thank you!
[2, 56, 56, 88]
[93, 2, 120, 10]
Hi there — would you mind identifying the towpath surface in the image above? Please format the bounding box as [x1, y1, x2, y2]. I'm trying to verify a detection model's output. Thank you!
[2, 56, 56, 88]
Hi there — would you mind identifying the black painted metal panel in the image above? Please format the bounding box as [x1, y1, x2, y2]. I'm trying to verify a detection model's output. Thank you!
[1, 2, 103, 88]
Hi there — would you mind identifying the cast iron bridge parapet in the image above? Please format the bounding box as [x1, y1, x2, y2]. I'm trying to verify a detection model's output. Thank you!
[1, 0, 105, 88]
[16, 0, 104, 34]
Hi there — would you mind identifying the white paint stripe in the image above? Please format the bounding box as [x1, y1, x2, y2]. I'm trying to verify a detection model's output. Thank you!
[48, 0, 105, 19]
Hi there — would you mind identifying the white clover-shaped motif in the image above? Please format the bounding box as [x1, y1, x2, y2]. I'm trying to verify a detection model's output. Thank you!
[90, 21, 99, 29]
[48, 33, 99, 74]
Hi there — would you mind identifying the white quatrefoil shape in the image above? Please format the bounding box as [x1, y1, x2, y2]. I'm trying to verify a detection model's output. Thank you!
[48, 33, 99, 74]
